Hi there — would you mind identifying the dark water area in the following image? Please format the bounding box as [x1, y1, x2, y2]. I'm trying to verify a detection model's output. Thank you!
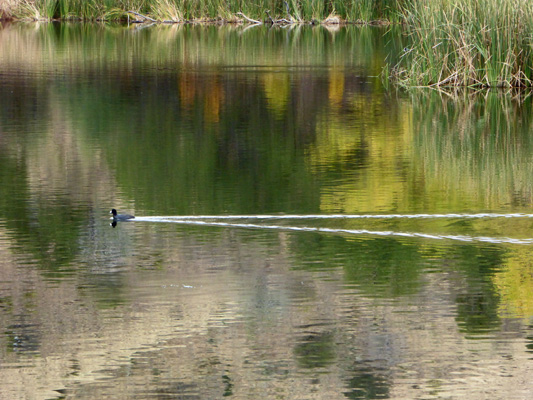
[1, 22, 533, 399]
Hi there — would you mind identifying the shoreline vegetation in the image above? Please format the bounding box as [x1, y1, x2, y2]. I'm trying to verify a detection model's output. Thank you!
[1, 0, 533, 89]
[0, 0, 401, 24]
[393, 0, 533, 88]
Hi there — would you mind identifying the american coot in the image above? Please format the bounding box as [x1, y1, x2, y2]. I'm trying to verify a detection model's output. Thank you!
[110, 209, 135, 221]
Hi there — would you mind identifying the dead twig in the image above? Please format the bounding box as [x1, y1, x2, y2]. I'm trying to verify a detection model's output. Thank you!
[265, 10, 275, 24]
[127, 11, 157, 23]
[284, 1, 296, 23]
[236, 12, 262, 24]
[263, 9, 296, 25]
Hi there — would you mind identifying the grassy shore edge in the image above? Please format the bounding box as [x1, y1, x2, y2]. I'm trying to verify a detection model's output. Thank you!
[3, 0, 533, 89]
[0, 0, 402, 24]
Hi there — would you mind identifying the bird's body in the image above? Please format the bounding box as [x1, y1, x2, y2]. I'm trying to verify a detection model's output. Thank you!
[110, 209, 135, 221]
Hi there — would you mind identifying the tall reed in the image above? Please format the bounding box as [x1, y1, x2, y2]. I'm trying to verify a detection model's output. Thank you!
[13, 0, 133, 20]
[393, 0, 533, 87]
[6, 0, 403, 22]
[16, 0, 58, 20]
[150, 0, 183, 21]
[334, 0, 402, 22]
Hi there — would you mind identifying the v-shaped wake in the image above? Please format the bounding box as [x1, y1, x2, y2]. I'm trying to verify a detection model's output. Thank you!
[130, 213, 533, 245]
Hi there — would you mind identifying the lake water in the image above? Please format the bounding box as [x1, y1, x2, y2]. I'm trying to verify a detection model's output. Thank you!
[1, 22, 533, 399]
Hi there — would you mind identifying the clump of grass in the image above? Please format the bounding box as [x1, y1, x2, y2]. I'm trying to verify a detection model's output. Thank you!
[15, 0, 58, 20]
[11, 0, 143, 21]
[333, 0, 401, 23]
[282, 0, 401, 23]
[393, 0, 533, 88]
[0, 0, 18, 19]
[150, 0, 183, 22]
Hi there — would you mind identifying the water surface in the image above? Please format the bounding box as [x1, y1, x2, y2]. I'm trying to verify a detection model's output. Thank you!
[0, 22, 533, 399]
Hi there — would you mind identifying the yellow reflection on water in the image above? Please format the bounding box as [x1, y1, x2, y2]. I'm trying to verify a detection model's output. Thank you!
[494, 247, 533, 318]
[262, 71, 290, 118]
[328, 68, 344, 108]
[308, 94, 414, 213]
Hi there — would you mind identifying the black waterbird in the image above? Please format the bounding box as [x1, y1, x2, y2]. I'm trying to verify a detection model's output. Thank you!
[110, 209, 135, 221]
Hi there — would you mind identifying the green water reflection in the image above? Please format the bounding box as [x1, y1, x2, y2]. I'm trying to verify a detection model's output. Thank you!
[0, 22, 532, 399]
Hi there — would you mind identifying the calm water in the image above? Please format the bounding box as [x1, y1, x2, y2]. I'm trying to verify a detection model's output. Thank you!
[1, 22, 533, 399]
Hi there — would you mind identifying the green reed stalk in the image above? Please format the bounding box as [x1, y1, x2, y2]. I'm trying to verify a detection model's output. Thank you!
[393, 0, 533, 87]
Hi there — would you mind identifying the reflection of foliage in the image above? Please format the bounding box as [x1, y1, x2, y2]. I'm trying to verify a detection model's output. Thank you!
[342, 238, 422, 297]
[0, 24, 403, 78]
[25, 202, 87, 275]
[493, 248, 533, 318]
[5, 320, 41, 354]
[411, 91, 533, 211]
[81, 274, 127, 309]
[451, 245, 503, 335]
[345, 365, 390, 400]
[222, 373, 233, 397]
[0, 24, 405, 277]
[292, 233, 505, 335]
[526, 333, 533, 356]
[52, 26, 401, 215]
[0, 23, 530, 336]
[291, 233, 422, 298]
[87, 71, 322, 214]
[293, 332, 336, 369]
[456, 293, 500, 335]
[0, 24, 405, 217]
[0, 148, 86, 274]
[0, 152, 31, 233]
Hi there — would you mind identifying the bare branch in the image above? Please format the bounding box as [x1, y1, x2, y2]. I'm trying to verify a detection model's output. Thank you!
[265, 10, 275, 24]
[127, 11, 157, 23]
[236, 12, 262, 24]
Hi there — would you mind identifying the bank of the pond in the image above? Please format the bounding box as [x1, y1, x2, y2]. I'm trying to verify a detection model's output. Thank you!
[2, 0, 533, 88]
[0, 0, 401, 23]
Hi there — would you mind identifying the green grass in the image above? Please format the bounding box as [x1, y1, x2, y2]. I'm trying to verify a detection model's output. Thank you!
[5, 0, 403, 22]
[391, 0, 533, 87]
[12, 0, 132, 20]
[16, 0, 58, 20]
